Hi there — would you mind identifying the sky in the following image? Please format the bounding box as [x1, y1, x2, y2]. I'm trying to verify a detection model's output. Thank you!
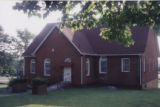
[0, 1, 160, 49]
[0, 1, 62, 36]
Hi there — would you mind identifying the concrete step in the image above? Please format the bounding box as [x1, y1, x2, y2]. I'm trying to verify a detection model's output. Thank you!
[47, 81, 71, 91]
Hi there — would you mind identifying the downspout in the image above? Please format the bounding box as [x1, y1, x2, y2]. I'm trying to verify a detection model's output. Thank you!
[139, 55, 142, 87]
[81, 56, 83, 85]
[23, 58, 25, 76]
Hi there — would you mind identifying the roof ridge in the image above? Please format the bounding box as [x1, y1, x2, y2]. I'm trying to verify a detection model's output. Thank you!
[23, 23, 151, 57]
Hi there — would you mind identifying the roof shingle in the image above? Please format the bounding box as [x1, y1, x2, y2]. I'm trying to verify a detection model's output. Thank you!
[23, 23, 151, 56]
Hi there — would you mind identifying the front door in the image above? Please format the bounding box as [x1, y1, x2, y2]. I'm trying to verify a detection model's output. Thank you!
[63, 67, 72, 83]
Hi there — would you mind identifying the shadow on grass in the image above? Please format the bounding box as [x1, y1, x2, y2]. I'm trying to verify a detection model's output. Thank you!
[0, 83, 8, 85]
[0, 87, 160, 107]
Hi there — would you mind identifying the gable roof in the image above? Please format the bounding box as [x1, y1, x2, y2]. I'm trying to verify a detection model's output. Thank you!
[23, 23, 152, 57]
[23, 23, 56, 56]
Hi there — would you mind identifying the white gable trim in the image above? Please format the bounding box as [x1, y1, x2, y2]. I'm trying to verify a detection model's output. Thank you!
[31, 24, 84, 56]
[57, 28, 144, 56]
[30, 24, 144, 57]
[61, 32, 84, 55]
[32, 24, 57, 56]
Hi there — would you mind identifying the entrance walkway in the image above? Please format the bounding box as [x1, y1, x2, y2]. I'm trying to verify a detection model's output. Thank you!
[0, 91, 31, 97]
[0, 81, 69, 97]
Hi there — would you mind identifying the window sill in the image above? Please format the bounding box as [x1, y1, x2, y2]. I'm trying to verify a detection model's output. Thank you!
[122, 71, 130, 72]
[86, 74, 90, 77]
[30, 72, 36, 74]
[99, 72, 107, 74]
[44, 74, 51, 76]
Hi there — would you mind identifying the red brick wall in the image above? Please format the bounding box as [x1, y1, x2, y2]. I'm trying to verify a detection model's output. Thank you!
[81, 56, 97, 85]
[97, 56, 139, 88]
[141, 28, 158, 89]
[24, 57, 37, 82]
[81, 55, 140, 88]
[24, 27, 158, 89]
[25, 28, 81, 85]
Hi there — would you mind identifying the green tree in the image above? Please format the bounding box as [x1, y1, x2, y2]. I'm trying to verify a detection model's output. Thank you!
[11, 29, 35, 75]
[13, 1, 160, 47]
[8, 65, 17, 76]
[0, 26, 26, 76]
[0, 66, 3, 75]
[0, 51, 16, 76]
[0, 26, 14, 52]
[14, 29, 35, 57]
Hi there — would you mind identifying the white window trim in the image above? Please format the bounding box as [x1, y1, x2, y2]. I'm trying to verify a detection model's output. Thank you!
[121, 58, 130, 72]
[30, 59, 36, 74]
[99, 57, 107, 74]
[44, 59, 51, 76]
[86, 58, 90, 76]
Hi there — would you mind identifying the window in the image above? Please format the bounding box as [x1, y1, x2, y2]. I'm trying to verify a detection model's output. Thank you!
[30, 59, 36, 74]
[99, 57, 107, 73]
[121, 58, 130, 72]
[148, 59, 150, 72]
[44, 59, 51, 76]
[86, 58, 90, 76]
[153, 61, 155, 71]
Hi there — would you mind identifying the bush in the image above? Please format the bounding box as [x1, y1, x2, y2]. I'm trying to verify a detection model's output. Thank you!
[32, 77, 47, 86]
[9, 78, 27, 86]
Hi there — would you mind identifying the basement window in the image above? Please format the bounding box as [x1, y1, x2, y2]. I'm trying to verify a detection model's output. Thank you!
[86, 58, 90, 76]
[30, 59, 36, 74]
[99, 57, 107, 74]
[121, 58, 130, 72]
[44, 59, 51, 76]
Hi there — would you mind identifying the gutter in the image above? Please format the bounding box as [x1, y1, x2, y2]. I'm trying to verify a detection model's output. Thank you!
[23, 56, 36, 57]
[26, 23, 144, 57]
[81, 56, 83, 85]
[82, 53, 144, 56]
[24, 53, 144, 58]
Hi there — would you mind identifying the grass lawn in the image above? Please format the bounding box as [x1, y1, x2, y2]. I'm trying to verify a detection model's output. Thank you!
[0, 76, 16, 90]
[0, 87, 160, 107]
[0, 81, 8, 89]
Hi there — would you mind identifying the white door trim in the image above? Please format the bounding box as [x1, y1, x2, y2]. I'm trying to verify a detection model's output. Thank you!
[63, 67, 72, 83]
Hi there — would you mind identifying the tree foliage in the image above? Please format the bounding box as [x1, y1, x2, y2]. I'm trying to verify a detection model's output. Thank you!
[12, 29, 35, 75]
[15, 29, 35, 56]
[14, 1, 160, 47]
[0, 51, 16, 76]
[0, 26, 34, 76]
[0, 26, 17, 76]
[0, 26, 15, 52]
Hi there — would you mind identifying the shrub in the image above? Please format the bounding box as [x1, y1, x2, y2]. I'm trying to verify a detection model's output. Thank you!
[32, 77, 47, 86]
[9, 78, 27, 86]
